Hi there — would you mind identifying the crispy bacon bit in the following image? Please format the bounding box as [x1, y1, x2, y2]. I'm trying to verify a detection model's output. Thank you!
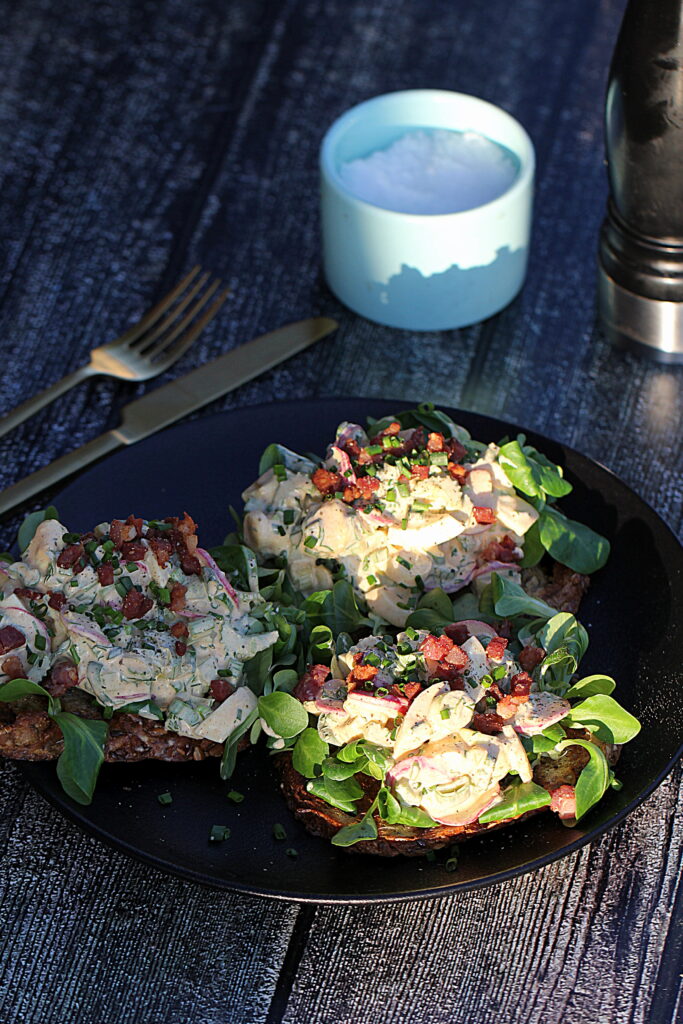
[519, 645, 546, 672]
[347, 660, 379, 687]
[121, 590, 153, 620]
[169, 583, 187, 612]
[48, 592, 66, 611]
[97, 564, 115, 586]
[495, 697, 519, 720]
[447, 463, 468, 483]
[1, 655, 25, 679]
[473, 506, 496, 525]
[550, 785, 577, 820]
[177, 513, 198, 554]
[210, 678, 236, 703]
[446, 438, 467, 462]
[472, 711, 505, 734]
[110, 515, 143, 548]
[486, 636, 509, 661]
[0, 626, 25, 654]
[342, 484, 361, 503]
[341, 438, 361, 458]
[509, 672, 533, 703]
[149, 537, 174, 566]
[179, 552, 201, 576]
[175, 641, 187, 656]
[373, 421, 401, 439]
[419, 633, 454, 661]
[312, 468, 344, 496]
[391, 681, 422, 701]
[294, 664, 331, 703]
[56, 543, 85, 570]
[444, 644, 469, 669]
[356, 476, 380, 498]
[44, 659, 79, 696]
[121, 540, 146, 562]
[427, 432, 445, 452]
[481, 535, 519, 564]
[411, 464, 430, 481]
[443, 622, 470, 645]
[14, 588, 43, 602]
[170, 621, 189, 639]
[432, 662, 465, 688]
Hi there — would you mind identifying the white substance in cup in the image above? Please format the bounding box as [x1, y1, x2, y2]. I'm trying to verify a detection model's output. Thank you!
[339, 128, 519, 215]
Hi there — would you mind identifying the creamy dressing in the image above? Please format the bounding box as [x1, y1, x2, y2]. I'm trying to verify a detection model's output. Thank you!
[243, 421, 538, 626]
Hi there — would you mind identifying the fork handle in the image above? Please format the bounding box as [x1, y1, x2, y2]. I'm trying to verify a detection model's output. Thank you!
[0, 365, 95, 439]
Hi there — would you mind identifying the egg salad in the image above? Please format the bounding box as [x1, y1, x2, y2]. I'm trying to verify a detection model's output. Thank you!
[243, 415, 538, 627]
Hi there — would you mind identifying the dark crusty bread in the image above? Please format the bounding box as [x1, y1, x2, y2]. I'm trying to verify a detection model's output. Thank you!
[0, 689, 223, 763]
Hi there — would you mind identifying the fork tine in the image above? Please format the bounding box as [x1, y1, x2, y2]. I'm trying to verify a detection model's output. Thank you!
[130, 271, 211, 352]
[148, 286, 231, 365]
[143, 278, 225, 362]
[113, 265, 202, 348]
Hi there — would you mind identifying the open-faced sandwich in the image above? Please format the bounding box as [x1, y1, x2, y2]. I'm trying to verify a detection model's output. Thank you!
[0, 510, 280, 802]
[271, 589, 640, 853]
[242, 403, 609, 627]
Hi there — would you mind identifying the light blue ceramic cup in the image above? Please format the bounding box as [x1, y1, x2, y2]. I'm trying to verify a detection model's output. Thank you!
[320, 90, 535, 331]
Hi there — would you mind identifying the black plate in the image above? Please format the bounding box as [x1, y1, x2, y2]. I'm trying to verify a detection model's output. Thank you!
[17, 399, 683, 903]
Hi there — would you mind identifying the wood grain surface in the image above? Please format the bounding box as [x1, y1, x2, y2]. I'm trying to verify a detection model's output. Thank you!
[1, 0, 682, 1021]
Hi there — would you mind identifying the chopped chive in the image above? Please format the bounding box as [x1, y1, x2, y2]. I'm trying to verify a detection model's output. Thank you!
[209, 825, 231, 842]
[69, 643, 81, 665]
[397, 556, 412, 570]
[69, 579, 79, 588]
[440, 708, 451, 719]
[282, 509, 295, 525]
[425, 851, 437, 863]
[430, 452, 448, 466]
[273, 823, 287, 840]
[401, 517, 408, 530]
[397, 482, 410, 497]
[227, 790, 244, 804]
[34, 634, 46, 651]
[367, 444, 382, 455]
[126, 561, 138, 572]
[386, 488, 397, 502]
[492, 665, 507, 680]
[158, 792, 173, 805]
[365, 465, 377, 477]
[217, 668, 232, 678]
[273, 464, 287, 481]
[364, 652, 381, 667]
[63, 532, 81, 544]
[445, 855, 459, 872]
[405, 627, 417, 641]
[481, 674, 493, 689]
[303, 536, 318, 549]
[366, 574, 378, 586]
[285, 848, 299, 858]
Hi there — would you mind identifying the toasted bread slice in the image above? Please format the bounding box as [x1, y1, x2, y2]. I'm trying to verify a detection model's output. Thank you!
[0, 690, 223, 763]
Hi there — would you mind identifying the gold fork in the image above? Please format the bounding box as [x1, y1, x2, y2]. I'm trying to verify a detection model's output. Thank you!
[0, 266, 230, 439]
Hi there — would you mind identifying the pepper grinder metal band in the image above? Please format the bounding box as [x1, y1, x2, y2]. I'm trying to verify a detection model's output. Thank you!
[598, 0, 683, 363]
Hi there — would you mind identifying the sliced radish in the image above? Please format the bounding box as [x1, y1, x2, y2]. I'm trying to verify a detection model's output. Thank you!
[196, 548, 239, 606]
[512, 693, 571, 736]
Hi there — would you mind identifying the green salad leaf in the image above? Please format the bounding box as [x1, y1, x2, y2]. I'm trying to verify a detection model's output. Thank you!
[17, 506, 59, 554]
[565, 694, 641, 744]
[257, 691, 308, 740]
[557, 739, 610, 820]
[565, 674, 616, 699]
[53, 713, 108, 805]
[307, 774, 363, 813]
[292, 728, 329, 779]
[485, 573, 557, 621]
[301, 580, 371, 636]
[498, 439, 572, 500]
[478, 781, 551, 823]
[220, 704, 259, 780]
[537, 505, 610, 574]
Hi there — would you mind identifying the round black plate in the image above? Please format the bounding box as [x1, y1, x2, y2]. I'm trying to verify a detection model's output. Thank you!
[17, 399, 683, 903]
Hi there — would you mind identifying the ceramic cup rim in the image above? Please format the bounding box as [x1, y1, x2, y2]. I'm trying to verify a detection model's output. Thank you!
[319, 88, 535, 220]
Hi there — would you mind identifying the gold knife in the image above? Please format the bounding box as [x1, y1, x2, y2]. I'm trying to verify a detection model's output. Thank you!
[0, 317, 337, 516]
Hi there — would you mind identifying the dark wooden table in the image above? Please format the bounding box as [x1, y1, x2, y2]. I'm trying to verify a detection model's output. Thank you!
[1, 0, 682, 1021]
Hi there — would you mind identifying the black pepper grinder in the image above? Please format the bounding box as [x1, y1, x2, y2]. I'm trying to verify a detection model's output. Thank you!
[598, 0, 683, 363]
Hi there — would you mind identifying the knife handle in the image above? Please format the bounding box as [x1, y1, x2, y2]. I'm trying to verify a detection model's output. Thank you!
[0, 431, 123, 517]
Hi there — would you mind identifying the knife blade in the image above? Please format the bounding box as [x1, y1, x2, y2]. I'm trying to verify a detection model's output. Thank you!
[0, 316, 337, 516]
